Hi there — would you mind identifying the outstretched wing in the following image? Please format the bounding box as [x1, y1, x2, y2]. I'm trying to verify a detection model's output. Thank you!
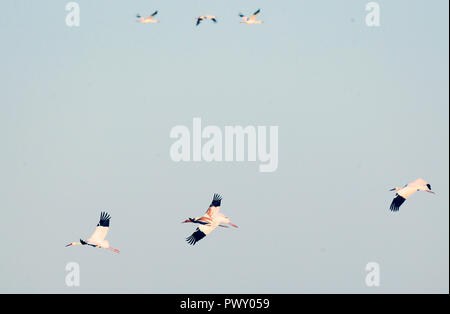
[186, 228, 206, 245]
[196, 18, 203, 26]
[186, 224, 217, 245]
[211, 18, 218, 23]
[151, 10, 158, 17]
[250, 9, 261, 21]
[87, 212, 110, 244]
[390, 194, 406, 212]
[239, 13, 245, 18]
[206, 193, 222, 217]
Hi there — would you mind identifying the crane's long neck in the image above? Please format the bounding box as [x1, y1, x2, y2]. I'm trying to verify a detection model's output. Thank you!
[66, 242, 82, 247]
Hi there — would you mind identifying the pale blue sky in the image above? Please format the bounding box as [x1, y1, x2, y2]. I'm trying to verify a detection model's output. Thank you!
[0, 0, 448, 293]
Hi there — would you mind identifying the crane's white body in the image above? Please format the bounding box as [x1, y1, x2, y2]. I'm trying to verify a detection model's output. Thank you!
[87, 226, 110, 248]
[390, 178, 434, 212]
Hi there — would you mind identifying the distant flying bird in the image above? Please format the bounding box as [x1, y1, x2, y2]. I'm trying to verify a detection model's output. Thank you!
[66, 212, 120, 253]
[136, 11, 159, 24]
[182, 194, 238, 245]
[196, 15, 218, 26]
[389, 178, 435, 212]
[239, 9, 263, 24]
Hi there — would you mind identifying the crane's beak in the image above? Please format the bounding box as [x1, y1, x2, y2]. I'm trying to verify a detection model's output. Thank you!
[181, 219, 190, 224]
[65, 243, 73, 247]
[426, 190, 436, 194]
[389, 188, 396, 191]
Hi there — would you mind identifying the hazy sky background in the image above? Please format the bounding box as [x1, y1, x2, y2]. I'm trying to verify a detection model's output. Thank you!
[0, 0, 448, 293]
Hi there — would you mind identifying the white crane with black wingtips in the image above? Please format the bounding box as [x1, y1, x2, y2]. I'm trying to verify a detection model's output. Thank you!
[66, 212, 120, 253]
[239, 9, 263, 24]
[389, 178, 435, 212]
[182, 194, 238, 245]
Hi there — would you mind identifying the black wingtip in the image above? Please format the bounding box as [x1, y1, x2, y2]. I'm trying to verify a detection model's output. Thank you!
[390, 195, 405, 212]
[390, 204, 400, 212]
[211, 193, 223, 207]
[97, 212, 111, 227]
[186, 228, 206, 245]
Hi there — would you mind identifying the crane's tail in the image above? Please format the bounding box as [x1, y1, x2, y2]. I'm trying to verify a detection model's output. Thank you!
[108, 247, 120, 254]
